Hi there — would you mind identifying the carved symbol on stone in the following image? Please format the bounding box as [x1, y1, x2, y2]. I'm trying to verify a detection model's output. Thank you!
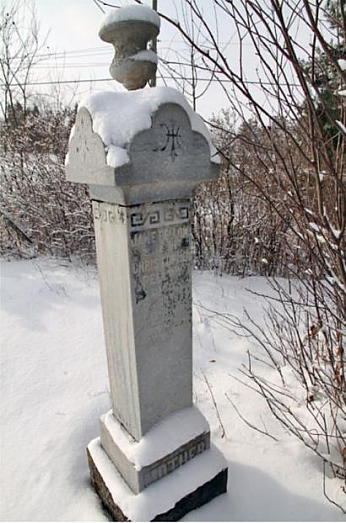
[130, 205, 189, 230]
[153, 123, 182, 161]
[178, 207, 189, 219]
[131, 210, 161, 228]
[163, 208, 175, 222]
[163, 206, 189, 223]
[149, 211, 160, 224]
[93, 203, 125, 224]
[131, 212, 145, 227]
[132, 250, 147, 304]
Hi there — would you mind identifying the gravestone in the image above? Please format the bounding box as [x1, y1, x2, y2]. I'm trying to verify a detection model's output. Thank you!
[65, 5, 227, 521]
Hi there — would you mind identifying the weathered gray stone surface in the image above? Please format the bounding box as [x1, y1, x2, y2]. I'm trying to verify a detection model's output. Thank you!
[87, 438, 228, 522]
[99, 409, 210, 494]
[99, 6, 160, 90]
[65, 108, 116, 189]
[93, 198, 193, 440]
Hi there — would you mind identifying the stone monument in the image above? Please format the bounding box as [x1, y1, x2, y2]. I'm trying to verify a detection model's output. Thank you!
[65, 5, 228, 521]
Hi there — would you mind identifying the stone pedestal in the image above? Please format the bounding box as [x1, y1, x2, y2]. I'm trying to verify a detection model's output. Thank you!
[65, 15, 227, 515]
[99, 407, 210, 494]
[87, 438, 227, 521]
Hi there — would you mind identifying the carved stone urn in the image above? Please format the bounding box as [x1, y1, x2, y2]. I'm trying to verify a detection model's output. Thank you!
[99, 5, 160, 90]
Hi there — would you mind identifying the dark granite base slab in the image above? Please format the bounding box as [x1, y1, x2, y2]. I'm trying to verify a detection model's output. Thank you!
[87, 445, 228, 521]
[153, 468, 227, 521]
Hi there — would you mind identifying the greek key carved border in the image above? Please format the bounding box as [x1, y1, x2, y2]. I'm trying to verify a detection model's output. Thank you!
[130, 204, 190, 231]
[92, 201, 126, 224]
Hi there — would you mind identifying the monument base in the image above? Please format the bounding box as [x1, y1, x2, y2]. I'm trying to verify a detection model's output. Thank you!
[99, 407, 211, 494]
[87, 438, 228, 522]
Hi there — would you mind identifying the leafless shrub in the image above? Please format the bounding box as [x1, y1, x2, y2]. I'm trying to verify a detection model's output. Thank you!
[0, 107, 95, 262]
[150, 0, 346, 506]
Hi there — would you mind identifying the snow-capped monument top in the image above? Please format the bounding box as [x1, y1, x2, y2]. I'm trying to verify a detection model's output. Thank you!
[65, 87, 219, 205]
[99, 4, 161, 32]
[65, 4, 220, 205]
[69, 86, 219, 166]
[99, 4, 160, 90]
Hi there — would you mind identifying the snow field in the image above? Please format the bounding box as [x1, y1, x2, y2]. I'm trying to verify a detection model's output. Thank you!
[0, 258, 344, 521]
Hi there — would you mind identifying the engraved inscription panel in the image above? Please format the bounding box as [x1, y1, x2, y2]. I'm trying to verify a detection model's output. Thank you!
[128, 200, 193, 431]
[141, 432, 210, 489]
[129, 200, 192, 340]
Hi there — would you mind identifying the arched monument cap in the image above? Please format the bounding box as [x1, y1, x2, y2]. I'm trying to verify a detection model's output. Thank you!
[65, 88, 220, 205]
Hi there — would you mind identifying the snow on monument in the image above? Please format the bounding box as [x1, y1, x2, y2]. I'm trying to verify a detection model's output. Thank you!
[65, 5, 228, 521]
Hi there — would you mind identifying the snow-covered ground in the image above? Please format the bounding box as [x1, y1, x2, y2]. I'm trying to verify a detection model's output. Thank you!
[0, 257, 344, 521]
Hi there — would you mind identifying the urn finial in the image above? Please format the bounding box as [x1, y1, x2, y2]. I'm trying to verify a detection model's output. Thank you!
[99, 5, 160, 90]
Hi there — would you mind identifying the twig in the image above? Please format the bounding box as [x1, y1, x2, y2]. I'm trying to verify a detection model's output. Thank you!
[202, 372, 226, 439]
[225, 392, 279, 442]
[323, 460, 346, 514]
[0, 204, 33, 244]
[91, 0, 106, 13]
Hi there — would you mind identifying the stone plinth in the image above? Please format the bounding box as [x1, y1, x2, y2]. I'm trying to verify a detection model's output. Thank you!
[87, 438, 228, 522]
[99, 407, 210, 494]
[65, 82, 226, 520]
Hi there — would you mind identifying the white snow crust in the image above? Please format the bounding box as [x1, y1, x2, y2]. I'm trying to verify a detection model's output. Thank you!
[102, 406, 209, 469]
[336, 119, 346, 134]
[100, 5, 160, 31]
[1, 258, 345, 521]
[106, 145, 129, 168]
[131, 49, 158, 64]
[78, 87, 219, 168]
[337, 58, 346, 71]
[88, 438, 226, 521]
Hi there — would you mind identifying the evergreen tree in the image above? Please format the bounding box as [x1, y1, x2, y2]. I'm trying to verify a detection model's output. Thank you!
[302, 0, 345, 146]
